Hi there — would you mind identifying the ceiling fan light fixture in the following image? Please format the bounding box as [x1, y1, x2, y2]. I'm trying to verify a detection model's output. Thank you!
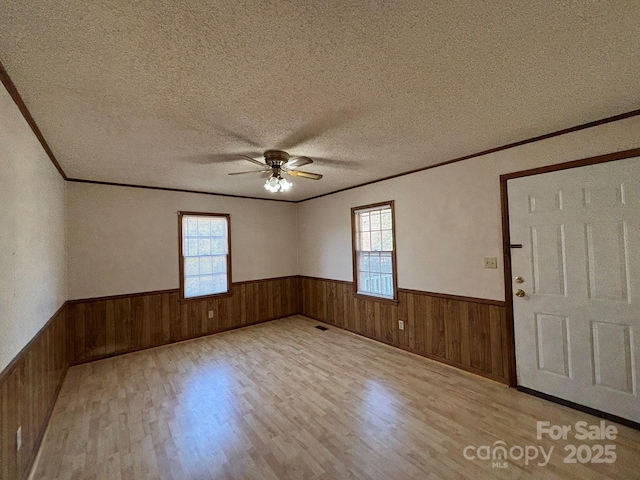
[229, 150, 320, 192]
[264, 180, 278, 192]
[279, 177, 292, 191]
[264, 174, 290, 193]
[264, 174, 292, 193]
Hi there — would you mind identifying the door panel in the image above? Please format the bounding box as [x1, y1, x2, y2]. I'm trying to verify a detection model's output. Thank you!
[585, 221, 630, 301]
[535, 313, 570, 377]
[531, 224, 567, 296]
[591, 322, 635, 394]
[508, 157, 640, 422]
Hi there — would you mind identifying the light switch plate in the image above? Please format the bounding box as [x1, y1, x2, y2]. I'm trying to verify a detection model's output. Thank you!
[484, 257, 498, 269]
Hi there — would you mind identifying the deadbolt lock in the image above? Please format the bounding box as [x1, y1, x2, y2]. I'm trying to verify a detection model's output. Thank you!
[515, 276, 524, 284]
[515, 289, 525, 297]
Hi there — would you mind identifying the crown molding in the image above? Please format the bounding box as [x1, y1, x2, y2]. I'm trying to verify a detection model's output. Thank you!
[2, 60, 638, 203]
[0, 59, 68, 179]
[298, 108, 640, 202]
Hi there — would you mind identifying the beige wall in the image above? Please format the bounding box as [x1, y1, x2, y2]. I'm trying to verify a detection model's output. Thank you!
[66, 183, 298, 300]
[0, 86, 67, 372]
[3, 71, 639, 373]
[297, 116, 640, 301]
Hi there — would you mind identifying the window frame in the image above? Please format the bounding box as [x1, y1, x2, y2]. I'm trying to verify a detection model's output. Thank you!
[178, 211, 232, 301]
[351, 200, 399, 304]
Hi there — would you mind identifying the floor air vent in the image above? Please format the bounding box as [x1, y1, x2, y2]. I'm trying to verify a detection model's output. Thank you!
[315, 325, 329, 331]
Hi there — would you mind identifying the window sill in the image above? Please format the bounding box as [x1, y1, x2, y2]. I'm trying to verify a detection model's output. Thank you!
[352, 292, 399, 305]
[179, 291, 233, 302]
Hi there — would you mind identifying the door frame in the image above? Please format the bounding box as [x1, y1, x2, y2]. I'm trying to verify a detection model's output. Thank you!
[499, 147, 640, 389]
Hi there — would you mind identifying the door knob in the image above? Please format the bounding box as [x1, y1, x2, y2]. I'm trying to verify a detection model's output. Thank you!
[515, 289, 525, 297]
[515, 276, 524, 284]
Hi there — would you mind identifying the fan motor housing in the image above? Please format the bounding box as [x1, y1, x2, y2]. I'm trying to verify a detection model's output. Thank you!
[264, 149, 290, 166]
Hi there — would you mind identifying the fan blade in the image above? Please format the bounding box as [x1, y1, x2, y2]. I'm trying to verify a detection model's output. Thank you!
[303, 156, 359, 169]
[286, 156, 314, 169]
[228, 169, 270, 175]
[237, 154, 267, 167]
[285, 170, 323, 180]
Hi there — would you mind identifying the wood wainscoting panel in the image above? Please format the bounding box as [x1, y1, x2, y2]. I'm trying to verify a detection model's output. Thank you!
[69, 276, 299, 364]
[0, 303, 69, 480]
[300, 276, 510, 384]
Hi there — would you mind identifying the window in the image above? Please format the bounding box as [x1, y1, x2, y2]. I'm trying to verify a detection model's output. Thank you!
[351, 201, 397, 301]
[179, 212, 231, 299]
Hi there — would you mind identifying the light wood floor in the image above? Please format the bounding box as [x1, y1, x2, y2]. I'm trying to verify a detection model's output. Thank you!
[33, 315, 640, 479]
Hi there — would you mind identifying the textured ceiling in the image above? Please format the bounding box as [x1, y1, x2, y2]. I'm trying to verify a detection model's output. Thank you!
[1, 1, 639, 201]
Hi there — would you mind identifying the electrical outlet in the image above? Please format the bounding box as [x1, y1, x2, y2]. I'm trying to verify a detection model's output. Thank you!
[16, 426, 21, 451]
[484, 257, 498, 269]
[208, 310, 214, 319]
[399, 320, 405, 331]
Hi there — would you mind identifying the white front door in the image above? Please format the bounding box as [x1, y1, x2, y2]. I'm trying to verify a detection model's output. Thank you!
[508, 157, 640, 423]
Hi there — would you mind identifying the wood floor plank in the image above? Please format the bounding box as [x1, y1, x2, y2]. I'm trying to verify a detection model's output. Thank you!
[32, 316, 640, 480]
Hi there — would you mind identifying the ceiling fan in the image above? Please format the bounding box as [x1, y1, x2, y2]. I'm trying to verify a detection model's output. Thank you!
[229, 150, 323, 192]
